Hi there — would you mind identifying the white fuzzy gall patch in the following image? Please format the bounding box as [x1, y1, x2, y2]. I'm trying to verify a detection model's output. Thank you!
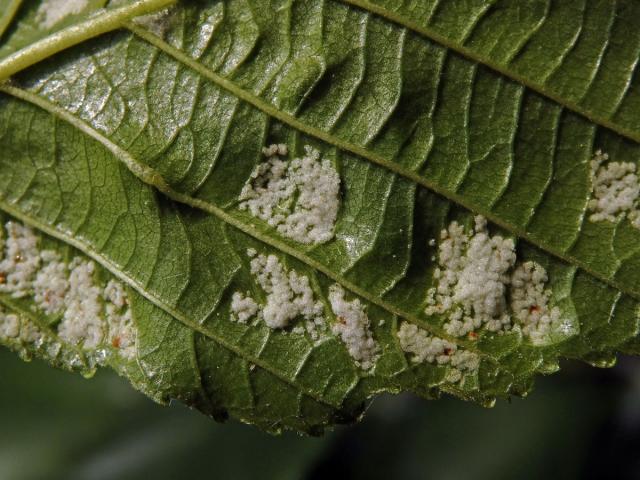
[0, 222, 41, 298]
[511, 262, 562, 343]
[230, 292, 259, 324]
[239, 145, 340, 245]
[397, 322, 479, 383]
[36, 0, 90, 29]
[426, 216, 516, 337]
[248, 252, 324, 332]
[103, 280, 136, 360]
[0, 312, 20, 339]
[104, 279, 127, 309]
[20, 322, 45, 344]
[0, 306, 79, 368]
[0, 304, 44, 346]
[262, 144, 288, 157]
[328, 284, 379, 371]
[0, 221, 136, 359]
[106, 307, 135, 359]
[57, 258, 104, 350]
[292, 325, 305, 335]
[33, 250, 69, 315]
[236, 251, 383, 369]
[588, 150, 640, 228]
[426, 216, 561, 341]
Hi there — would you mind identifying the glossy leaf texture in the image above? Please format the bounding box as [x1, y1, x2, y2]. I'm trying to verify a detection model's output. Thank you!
[1, 0, 640, 433]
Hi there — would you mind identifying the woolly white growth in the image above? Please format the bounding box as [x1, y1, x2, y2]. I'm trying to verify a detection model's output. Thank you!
[511, 262, 562, 343]
[328, 284, 379, 370]
[397, 322, 479, 383]
[0, 307, 75, 367]
[238, 251, 326, 340]
[0, 312, 20, 339]
[426, 216, 516, 337]
[0, 306, 44, 345]
[426, 216, 561, 341]
[249, 252, 324, 333]
[104, 279, 127, 309]
[57, 259, 104, 349]
[397, 323, 455, 364]
[239, 145, 340, 245]
[588, 150, 640, 228]
[305, 316, 325, 341]
[103, 280, 136, 360]
[105, 307, 135, 359]
[19, 321, 44, 344]
[230, 292, 259, 324]
[0, 221, 135, 358]
[262, 144, 288, 157]
[36, 0, 89, 29]
[33, 250, 69, 315]
[0, 222, 41, 298]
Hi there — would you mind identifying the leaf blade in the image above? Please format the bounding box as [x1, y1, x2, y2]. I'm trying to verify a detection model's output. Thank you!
[1, 0, 640, 432]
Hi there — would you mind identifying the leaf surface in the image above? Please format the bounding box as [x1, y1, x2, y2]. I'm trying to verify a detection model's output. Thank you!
[1, 0, 640, 432]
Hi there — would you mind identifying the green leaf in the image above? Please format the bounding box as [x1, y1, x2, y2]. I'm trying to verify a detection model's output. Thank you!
[1, 0, 639, 433]
[0, 0, 175, 78]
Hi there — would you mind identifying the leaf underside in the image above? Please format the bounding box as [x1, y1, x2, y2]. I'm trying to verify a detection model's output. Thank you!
[1, 0, 640, 434]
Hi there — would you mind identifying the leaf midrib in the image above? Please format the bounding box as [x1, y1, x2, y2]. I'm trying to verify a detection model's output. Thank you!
[126, 25, 640, 302]
[337, 0, 640, 145]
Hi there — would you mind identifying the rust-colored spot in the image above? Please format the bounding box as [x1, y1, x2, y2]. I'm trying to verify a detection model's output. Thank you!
[443, 347, 453, 356]
[337, 315, 346, 325]
[111, 336, 121, 349]
[0, 273, 5, 284]
[468, 332, 478, 341]
[529, 305, 540, 314]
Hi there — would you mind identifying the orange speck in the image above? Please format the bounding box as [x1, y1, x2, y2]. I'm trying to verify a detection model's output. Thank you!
[111, 336, 121, 349]
[468, 332, 478, 341]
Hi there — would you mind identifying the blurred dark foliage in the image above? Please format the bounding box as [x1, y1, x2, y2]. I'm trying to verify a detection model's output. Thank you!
[1, 348, 639, 480]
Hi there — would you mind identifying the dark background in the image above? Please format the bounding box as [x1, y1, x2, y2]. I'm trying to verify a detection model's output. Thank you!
[1, 348, 639, 480]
